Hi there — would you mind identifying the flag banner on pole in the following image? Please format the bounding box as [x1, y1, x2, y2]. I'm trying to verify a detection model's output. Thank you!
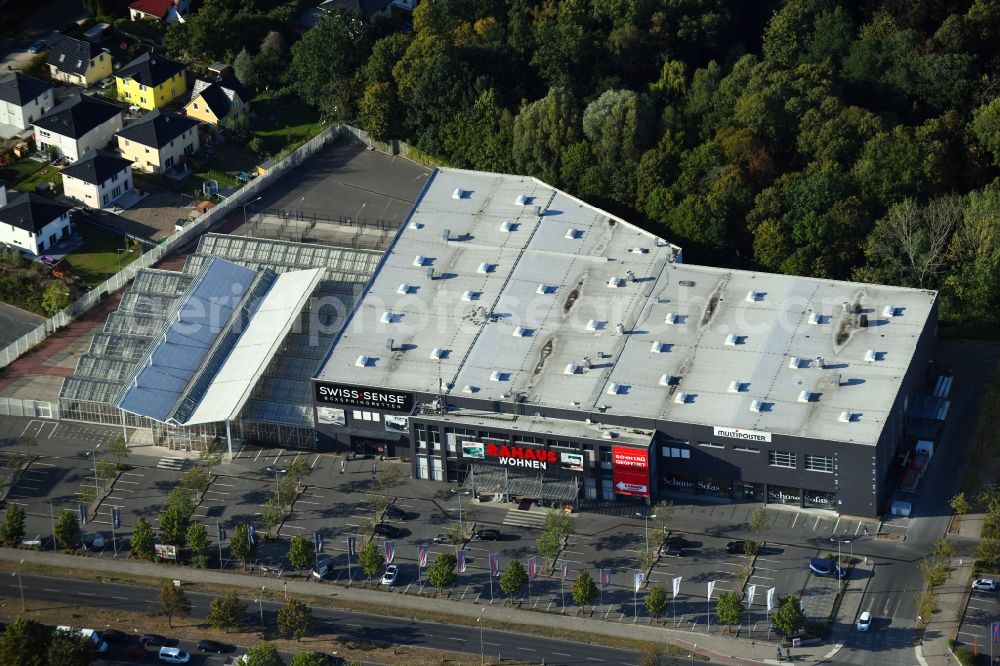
[385, 540, 395, 564]
[561, 561, 569, 579]
[348, 536, 356, 557]
[746, 584, 756, 607]
[528, 557, 537, 579]
[634, 572, 645, 592]
[314, 531, 324, 553]
[218, 525, 226, 541]
[766, 587, 776, 611]
[672, 576, 682, 599]
[457, 549, 466, 573]
[418, 543, 428, 568]
[248, 524, 256, 545]
[992, 621, 1000, 643]
[707, 580, 716, 600]
[490, 553, 500, 577]
[601, 568, 611, 590]
[78, 503, 88, 527]
[111, 507, 121, 530]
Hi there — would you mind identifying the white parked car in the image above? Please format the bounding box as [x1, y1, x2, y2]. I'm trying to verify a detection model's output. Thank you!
[158, 646, 191, 663]
[856, 611, 872, 632]
[973, 578, 997, 591]
[381, 564, 398, 586]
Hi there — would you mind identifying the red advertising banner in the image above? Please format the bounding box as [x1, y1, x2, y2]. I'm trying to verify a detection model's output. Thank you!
[612, 445, 649, 497]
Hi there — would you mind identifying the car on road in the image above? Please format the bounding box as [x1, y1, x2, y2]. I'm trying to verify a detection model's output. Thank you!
[140, 633, 169, 646]
[27, 40, 46, 53]
[197, 639, 234, 653]
[101, 628, 129, 643]
[432, 532, 453, 544]
[725, 540, 755, 554]
[373, 523, 402, 538]
[383, 505, 408, 520]
[856, 611, 872, 632]
[972, 578, 997, 591]
[809, 558, 843, 578]
[659, 543, 685, 557]
[312, 557, 333, 579]
[381, 564, 398, 586]
[474, 528, 501, 541]
[665, 534, 694, 548]
[158, 646, 190, 663]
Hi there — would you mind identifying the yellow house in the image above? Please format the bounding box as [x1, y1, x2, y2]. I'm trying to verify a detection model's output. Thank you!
[46, 36, 112, 88]
[114, 52, 187, 111]
[184, 75, 251, 126]
[115, 108, 200, 175]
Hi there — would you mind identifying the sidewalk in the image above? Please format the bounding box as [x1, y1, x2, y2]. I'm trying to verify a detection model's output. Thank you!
[917, 557, 971, 666]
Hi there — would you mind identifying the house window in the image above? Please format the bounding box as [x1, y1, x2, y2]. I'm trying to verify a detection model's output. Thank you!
[102, 193, 109, 205]
[804, 455, 834, 473]
[732, 446, 759, 453]
[193, 103, 198, 110]
[698, 441, 724, 449]
[768, 450, 796, 468]
[663, 447, 690, 458]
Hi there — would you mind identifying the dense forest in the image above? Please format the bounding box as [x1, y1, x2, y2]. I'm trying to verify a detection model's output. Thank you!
[165, 0, 1000, 331]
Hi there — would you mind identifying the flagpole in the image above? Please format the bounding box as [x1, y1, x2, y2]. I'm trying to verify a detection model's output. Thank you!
[560, 562, 565, 612]
[600, 570, 604, 609]
[527, 558, 532, 604]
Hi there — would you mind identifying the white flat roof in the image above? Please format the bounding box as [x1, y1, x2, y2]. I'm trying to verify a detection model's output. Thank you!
[318, 168, 936, 445]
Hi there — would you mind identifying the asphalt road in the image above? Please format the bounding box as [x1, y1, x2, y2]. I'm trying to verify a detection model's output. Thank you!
[0, 302, 44, 349]
[3, 572, 641, 666]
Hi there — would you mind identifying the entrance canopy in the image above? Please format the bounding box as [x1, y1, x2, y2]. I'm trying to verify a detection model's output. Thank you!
[463, 463, 579, 503]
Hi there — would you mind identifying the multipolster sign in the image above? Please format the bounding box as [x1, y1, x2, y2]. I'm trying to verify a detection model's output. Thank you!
[314, 381, 414, 413]
[612, 445, 649, 497]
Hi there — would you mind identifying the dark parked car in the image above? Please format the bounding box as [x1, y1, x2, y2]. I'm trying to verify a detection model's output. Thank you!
[474, 528, 501, 541]
[659, 543, 685, 557]
[140, 633, 168, 646]
[383, 505, 408, 520]
[27, 40, 46, 54]
[197, 639, 234, 653]
[373, 523, 402, 538]
[665, 534, 694, 548]
[101, 629, 129, 643]
[725, 540, 756, 555]
[809, 558, 843, 578]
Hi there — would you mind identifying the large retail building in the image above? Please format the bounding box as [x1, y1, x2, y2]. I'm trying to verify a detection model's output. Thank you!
[312, 168, 938, 517]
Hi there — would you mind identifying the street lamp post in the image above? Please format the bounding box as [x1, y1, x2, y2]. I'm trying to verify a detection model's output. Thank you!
[256, 585, 265, 629]
[830, 537, 852, 582]
[477, 608, 485, 665]
[12, 559, 25, 611]
[90, 444, 102, 500]
[636, 510, 657, 558]
[242, 195, 262, 232]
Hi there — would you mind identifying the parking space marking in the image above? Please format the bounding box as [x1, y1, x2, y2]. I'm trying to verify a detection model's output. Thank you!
[833, 517, 841, 533]
[310, 454, 321, 469]
[790, 514, 799, 529]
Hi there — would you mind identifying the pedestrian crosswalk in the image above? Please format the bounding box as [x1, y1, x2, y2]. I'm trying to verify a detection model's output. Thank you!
[502, 509, 550, 529]
[156, 457, 189, 471]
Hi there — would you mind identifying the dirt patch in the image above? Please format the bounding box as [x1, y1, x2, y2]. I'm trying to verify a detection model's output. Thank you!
[118, 185, 190, 240]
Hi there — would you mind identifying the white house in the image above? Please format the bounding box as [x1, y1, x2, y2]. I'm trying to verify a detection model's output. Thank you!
[33, 94, 124, 163]
[0, 72, 54, 139]
[0, 186, 73, 256]
[61, 150, 134, 209]
[128, 0, 189, 22]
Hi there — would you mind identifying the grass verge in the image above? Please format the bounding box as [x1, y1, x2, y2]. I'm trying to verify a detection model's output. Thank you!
[62, 223, 139, 286]
[252, 92, 324, 155]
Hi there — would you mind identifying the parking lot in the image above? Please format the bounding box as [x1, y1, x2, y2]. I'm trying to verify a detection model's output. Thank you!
[957, 583, 1000, 652]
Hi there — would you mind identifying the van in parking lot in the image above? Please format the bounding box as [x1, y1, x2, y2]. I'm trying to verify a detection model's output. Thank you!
[312, 557, 333, 579]
[56, 626, 108, 653]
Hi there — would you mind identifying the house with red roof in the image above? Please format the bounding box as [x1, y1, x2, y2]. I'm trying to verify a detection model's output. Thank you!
[129, 0, 189, 22]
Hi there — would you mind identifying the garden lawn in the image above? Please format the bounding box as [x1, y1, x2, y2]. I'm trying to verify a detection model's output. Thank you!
[252, 92, 324, 154]
[15, 163, 62, 196]
[62, 223, 138, 287]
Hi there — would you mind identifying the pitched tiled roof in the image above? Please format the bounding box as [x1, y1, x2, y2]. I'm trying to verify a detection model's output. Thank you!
[129, 0, 172, 18]
[0, 192, 71, 234]
[116, 51, 186, 89]
[116, 108, 197, 149]
[61, 150, 133, 186]
[34, 95, 123, 140]
[46, 36, 104, 76]
[0, 72, 52, 106]
[189, 74, 250, 120]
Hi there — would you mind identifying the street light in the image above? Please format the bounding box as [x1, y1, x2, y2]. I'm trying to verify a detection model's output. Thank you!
[830, 537, 852, 582]
[255, 585, 265, 629]
[636, 510, 657, 558]
[87, 443, 102, 501]
[477, 608, 485, 665]
[242, 195, 262, 231]
[12, 559, 24, 611]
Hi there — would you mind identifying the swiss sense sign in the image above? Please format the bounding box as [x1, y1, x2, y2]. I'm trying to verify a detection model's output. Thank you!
[314, 381, 414, 413]
[612, 445, 650, 497]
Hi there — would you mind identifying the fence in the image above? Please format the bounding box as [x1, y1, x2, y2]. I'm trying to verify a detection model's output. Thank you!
[0, 398, 57, 419]
[0, 123, 342, 371]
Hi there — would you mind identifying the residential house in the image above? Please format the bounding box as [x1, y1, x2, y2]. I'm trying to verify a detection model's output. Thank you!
[301, 0, 393, 27]
[183, 75, 250, 125]
[33, 94, 124, 162]
[0, 186, 73, 255]
[46, 36, 112, 87]
[61, 150, 134, 209]
[116, 108, 199, 174]
[0, 72, 54, 139]
[128, 0, 189, 21]
[115, 52, 187, 111]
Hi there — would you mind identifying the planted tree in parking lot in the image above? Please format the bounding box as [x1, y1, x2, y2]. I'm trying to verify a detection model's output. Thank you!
[262, 497, 284, 533]
[536, 528, 563, 566]
[231, 524, 256, 567]
[186, 522, 210, 568]
[772, 594, 806, 636]
[427, 552, 457, 592]
[974, 537, 1000, 566]
[107, 435, 129, 467]
[358, 540, 385, 583]
[950, 492, 970, 518]
[716, 591, 745, 627]
[54, 511, 81, 551]
[46, 628, 94, 666]
[572, 570, 597, 610]
[1, 503, 26, 547]
[207, 591, 247, 633]
[242, 640, 283, 666]
[287, 455, 312, 486]
[290, 653, 328, 666]
[651, 500, 675, 549]
[130, 516, 154, 560]
[156, 581, 192, 628]
[288, 534, 315, 572]
[180, 467, 212, 495]
[96, 460, 117, 485]
[645, 585, 669, 620]
[277, 598, 314, 640]
[499, 560, 528, 599]
[0, 617, 51, 666]
[159, 503, 191, 546]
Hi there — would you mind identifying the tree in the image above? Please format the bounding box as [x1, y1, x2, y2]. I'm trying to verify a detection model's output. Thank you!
[241, 641, 283, 666]
[288, 534, 314, 572]
[41, 283, 70, 316]
[230, 524, 256, 567]
[951, 492, 970, 518]
[286, 456, 312, 487]
[498, 560, 528, 598]
[157, 582, 192, 628]
[974, 538, 1000, 565]
[748, 506, 770, 546]
[46, 629, 94, 666]
[2, 503, 26, 547]
[645, 585, 669, 620]
[276, 598, 313, 641]
[536, 529, 563, 566]
[772, 594, 806, 636]
[290, 653, 328, 666]
[159, 502, 191, 546]
[254, 31, 288, 89]
[186, 522, 210, 567]
[512, 87, 583, 187]
[650, 500, 675, 550]
[566, 571, 593, 610]
[207, 591, 246, 633]
[262, 497, 284, 533]
[582, 89, 655, 165]
[54, 511, 81, 550]
[130, 516, 154, 560]
[107, 435, 129, 465]
[360, 81, 402, 142]
[0, 617, 51, 666]
[96, 460, 117, 484]
[180, 467, 212, 495]
[358, 540, 384, 582]
[638, 644, 661, 666]
[288, 8, 371, 118]
[426, 552, 457, 592]
[716, 591, 745, 627]
[233, 48, 258, 89]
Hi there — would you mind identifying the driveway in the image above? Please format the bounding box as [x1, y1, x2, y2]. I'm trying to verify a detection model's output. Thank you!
[0, 302, 44, 347]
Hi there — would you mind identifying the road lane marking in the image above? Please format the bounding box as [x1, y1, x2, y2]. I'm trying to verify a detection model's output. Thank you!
[77, 592, 95, 597]
[554, 652, 571, 657]
[112, 596, 129, 601]
[43, 588, 60, 592]
[448, 637, 467, 642]
[518, 647, 536, 652]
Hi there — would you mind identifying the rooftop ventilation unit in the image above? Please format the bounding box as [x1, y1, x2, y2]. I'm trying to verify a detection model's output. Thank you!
[397, 283, 412, 295]
[601, 431, 617, 439]
[500, 220, 516, 232]
[565, 229, 581, 239]
[746, 290, 760, 302]
[513, 326, 529, 337]
[725, 334, 739, 345]
[615, 323, 626, 335]
[675, 392, 690, 404]
[630, 247, 649, 254]
[808, 312, 822, 325]
[430, 348, 446, 360]
[651, 341, 669, 353]
[386, 338, 394, 351]
[789, 356, 806, 369]
[607, 383, 623, 395]
[883, 305, 897, 317]
[659, 374, 677, 386]
[414, 255, 427, 267]
[380, 311, 395, 324]
[537, 284, 554, 295]
[815, 356, 825, 369]
[408, 221, 423, 230]
[442, 228, 450, 242]
[516, 194, 530, 205]
[749, 400, 763, 413]
[564, 363, 579, 375]
[534, 205, 543, 216]
[477, 263, 493, 274]
[842, 301, 851, 314]
[452, 188, 465, 200]
[355, 355, 371, 368]
[865, 349, 878, 362]
[463, 385, 477, 393]
[839, 410, 858, 422]
[490, 370, 505, 382]
[426, 267, 435, 280]
[586, 320, 603, 331]
[462, 290, 478, 302]
[607, 277, 626, 288]
[665, 313, 679, 325]
[728, 381, 745, 393]
[798, 390, 813, 403]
